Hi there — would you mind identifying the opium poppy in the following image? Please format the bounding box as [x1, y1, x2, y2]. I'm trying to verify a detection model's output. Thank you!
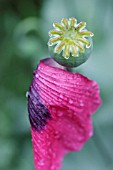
[27, 18, 102, 170]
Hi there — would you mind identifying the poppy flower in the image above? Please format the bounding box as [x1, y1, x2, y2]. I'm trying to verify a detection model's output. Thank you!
[28, 58, 102, 170]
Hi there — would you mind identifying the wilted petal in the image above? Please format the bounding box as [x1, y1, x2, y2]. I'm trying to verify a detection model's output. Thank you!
[28, 58, 102, 170]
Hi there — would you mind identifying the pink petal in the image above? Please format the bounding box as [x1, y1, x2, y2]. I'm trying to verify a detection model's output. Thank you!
[28, 58, 102, 170]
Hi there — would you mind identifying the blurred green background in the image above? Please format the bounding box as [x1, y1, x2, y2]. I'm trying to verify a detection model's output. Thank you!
[0, 0, 113, 170]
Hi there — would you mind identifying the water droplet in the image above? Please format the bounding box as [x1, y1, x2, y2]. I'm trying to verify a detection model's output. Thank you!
[86, 44, 91, 48]
[78, 136, 84, 141]
[79, 100, 84, 106]
[50, 165, 56, 170]
[89, 130, 93, 137]
[68, 99, 73, 104]
[38, 159, 44, 166]
[57, 111, 63, 117]
[90, 32, 94, 37]
[59, 94, 64, 98]
[47, 141, 51, 146]
[58, 98, 62, 102]
[49, 148, 52, 153]
[35, 74, 39, 78]
[76, 82, 80, 85]
[52, 73, 56, 78]
[53, 152, 56, 159]
[34, 157, 37, 161]
[54, 131, 60, 139]
[26, 91, 29, 98]
[48, 42, 53, 46]
[38, 65, 41, 70]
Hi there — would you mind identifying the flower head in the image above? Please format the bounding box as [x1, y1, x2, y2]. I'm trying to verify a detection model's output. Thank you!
[48, 18, 94, 67]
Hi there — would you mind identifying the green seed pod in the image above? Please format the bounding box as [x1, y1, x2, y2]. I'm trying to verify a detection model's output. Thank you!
[48, 17, 94, 68]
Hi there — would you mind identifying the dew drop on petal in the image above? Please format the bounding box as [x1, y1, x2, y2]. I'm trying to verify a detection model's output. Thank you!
[59, 94, 64, 98]
[48, 148, 52, 154]
[38, 159, 45, 166]
[35, 74, 39, 78]
[50, 165, 56, 170]
[38, 65, 41, 70]
[89, 130, 93, 137]
[52, 73, 56, 78]
[54, 131, 60, 139]
[79, 100, 84, 106]
[68, 99, 73, 104]
[58, 98, 62, 102]
[57, 110, 63, 117]
[26, 91, 29, 98]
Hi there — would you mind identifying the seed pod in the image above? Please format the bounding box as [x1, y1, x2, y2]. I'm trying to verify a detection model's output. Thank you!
[48, 18, 94, 68]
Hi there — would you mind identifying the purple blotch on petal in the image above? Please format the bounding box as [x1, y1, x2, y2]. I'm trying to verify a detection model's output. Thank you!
[28, 80, 51, 131]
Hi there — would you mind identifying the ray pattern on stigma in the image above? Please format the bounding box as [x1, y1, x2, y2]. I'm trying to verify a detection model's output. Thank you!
[48, 17, 94, 59]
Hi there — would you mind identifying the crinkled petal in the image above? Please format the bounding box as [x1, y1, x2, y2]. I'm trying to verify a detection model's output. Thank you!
[28, 58, 102, 170]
